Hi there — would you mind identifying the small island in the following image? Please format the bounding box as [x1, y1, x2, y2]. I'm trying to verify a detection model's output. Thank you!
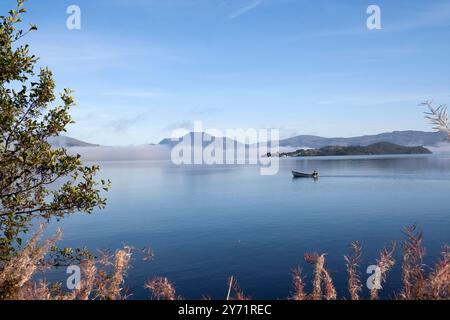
[279, 142, 432, 157]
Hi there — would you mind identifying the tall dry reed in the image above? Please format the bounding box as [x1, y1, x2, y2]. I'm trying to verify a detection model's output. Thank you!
[0, 225, 448, 300]
[370, 242, 396, 300]
[145, 277, 179, 300]
[290, 267, 307, 300]
[0, 225, 61, 300]
[304, 253, 337, 300]
[344, 241, 363, 300]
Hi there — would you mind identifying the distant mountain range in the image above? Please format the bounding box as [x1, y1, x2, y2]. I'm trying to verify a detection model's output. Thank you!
[278, 131, 447, 148]
[49, 130, 448, 149]
[159, 132, 244, 148]
[159, 130, 447, 149]
[279, 142, 431, 157]
[47, 136, 99, 148]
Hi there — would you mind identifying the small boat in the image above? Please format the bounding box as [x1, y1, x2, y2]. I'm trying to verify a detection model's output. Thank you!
[292, 171, 319, 179]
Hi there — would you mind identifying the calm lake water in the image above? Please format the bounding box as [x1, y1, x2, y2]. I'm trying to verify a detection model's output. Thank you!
[45, 154, 450, 299]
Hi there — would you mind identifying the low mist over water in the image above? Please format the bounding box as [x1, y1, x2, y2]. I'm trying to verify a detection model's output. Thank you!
[70, 145, 172, 161]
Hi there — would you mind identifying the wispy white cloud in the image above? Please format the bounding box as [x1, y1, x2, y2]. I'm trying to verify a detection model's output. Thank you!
[163, 120, 195, 133]
[109, 114, 148, 134]
[229, 0, 262, 20]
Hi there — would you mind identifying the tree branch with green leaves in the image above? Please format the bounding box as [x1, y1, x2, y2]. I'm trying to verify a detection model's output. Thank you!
[0, 0, 110, 261]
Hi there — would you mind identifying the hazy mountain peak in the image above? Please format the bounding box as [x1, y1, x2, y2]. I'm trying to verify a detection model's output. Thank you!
[159, 132, 243, 148]
[47, 136, 99, 148]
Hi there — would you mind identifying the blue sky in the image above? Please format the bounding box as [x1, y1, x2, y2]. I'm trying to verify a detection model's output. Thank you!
[2, 0, 450, 145]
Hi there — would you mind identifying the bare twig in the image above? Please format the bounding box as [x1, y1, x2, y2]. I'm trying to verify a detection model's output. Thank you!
[421, 100, 450, 139]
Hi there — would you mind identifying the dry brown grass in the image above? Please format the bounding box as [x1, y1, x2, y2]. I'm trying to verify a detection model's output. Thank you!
[96, 247, 132, 300]
[289, 267, 307, 300]
[304, 253, 337, 300]
[399, 226, 449, 300]
[400, 225, 425, 299]
[344, 241, 363, 300]
[0, 225, 132, 300]
[74, 259, 97, 300]
[0, 225, 61, 300]
[145, 277, 179, 300]
[426, 246, 450, 299]
[370, 242, 396, 300]
[0, 225, 448, 300]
